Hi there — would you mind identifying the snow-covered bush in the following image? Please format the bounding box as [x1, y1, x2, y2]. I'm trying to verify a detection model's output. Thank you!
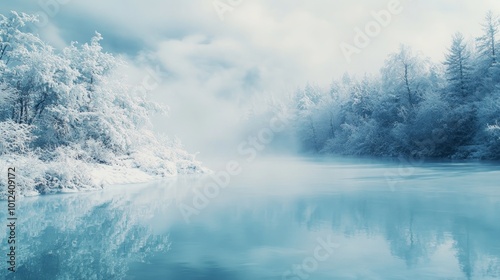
[0, 151, 101, 199]
[486, 124, 500, 138]
[0, 154, 44, 198]
[0, 120, 35, 155]
[34, 156, 97, 195]
[483, 124, 500, 159]
[82, 139, 117, 164]
[128, 132, 206, 176]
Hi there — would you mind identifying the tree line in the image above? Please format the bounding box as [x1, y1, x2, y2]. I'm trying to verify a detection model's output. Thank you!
[285, 11, 500, 159]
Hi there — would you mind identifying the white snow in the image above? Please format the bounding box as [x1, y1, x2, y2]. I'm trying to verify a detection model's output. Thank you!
[90, 163, 157, 186]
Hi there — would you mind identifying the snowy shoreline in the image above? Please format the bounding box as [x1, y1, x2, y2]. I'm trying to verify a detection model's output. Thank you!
[90, 163, 156, 186]
[0, 151, 209, 199]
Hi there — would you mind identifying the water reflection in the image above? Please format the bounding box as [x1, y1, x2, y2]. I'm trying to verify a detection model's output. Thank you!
[151, 189, 500, 279]
[1, 158, 499, 279]
[0, 185, 171, 280]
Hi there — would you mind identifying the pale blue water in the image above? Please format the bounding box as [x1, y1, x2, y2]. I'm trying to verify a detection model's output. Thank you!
[1, 156, 500, 279]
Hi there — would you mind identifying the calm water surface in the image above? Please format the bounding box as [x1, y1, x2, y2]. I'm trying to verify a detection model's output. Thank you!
[1, 156, 500, 279]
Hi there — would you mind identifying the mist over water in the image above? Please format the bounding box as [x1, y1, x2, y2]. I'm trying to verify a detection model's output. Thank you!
[2, 157, 499, 279]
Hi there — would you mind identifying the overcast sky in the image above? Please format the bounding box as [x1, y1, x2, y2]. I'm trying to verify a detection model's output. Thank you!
[1, 0, 500, 157]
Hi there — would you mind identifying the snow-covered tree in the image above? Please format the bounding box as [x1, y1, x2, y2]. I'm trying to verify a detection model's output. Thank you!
[474, 11, 500, 92]
[0, 12, 39, 64]
[263, 12, 500, 160]
[294, 84, 323, 151]
[476, 11, 499, 69]
[0, 11, 205, 197]
[444, 32, 473, 100]
[381, 45, 431, 108]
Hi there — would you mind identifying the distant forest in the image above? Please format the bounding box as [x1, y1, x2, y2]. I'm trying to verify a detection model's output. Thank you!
[281, 11, 500, 160]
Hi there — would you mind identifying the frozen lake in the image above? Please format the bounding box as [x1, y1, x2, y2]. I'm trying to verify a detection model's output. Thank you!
[1, 156, 500, 279]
